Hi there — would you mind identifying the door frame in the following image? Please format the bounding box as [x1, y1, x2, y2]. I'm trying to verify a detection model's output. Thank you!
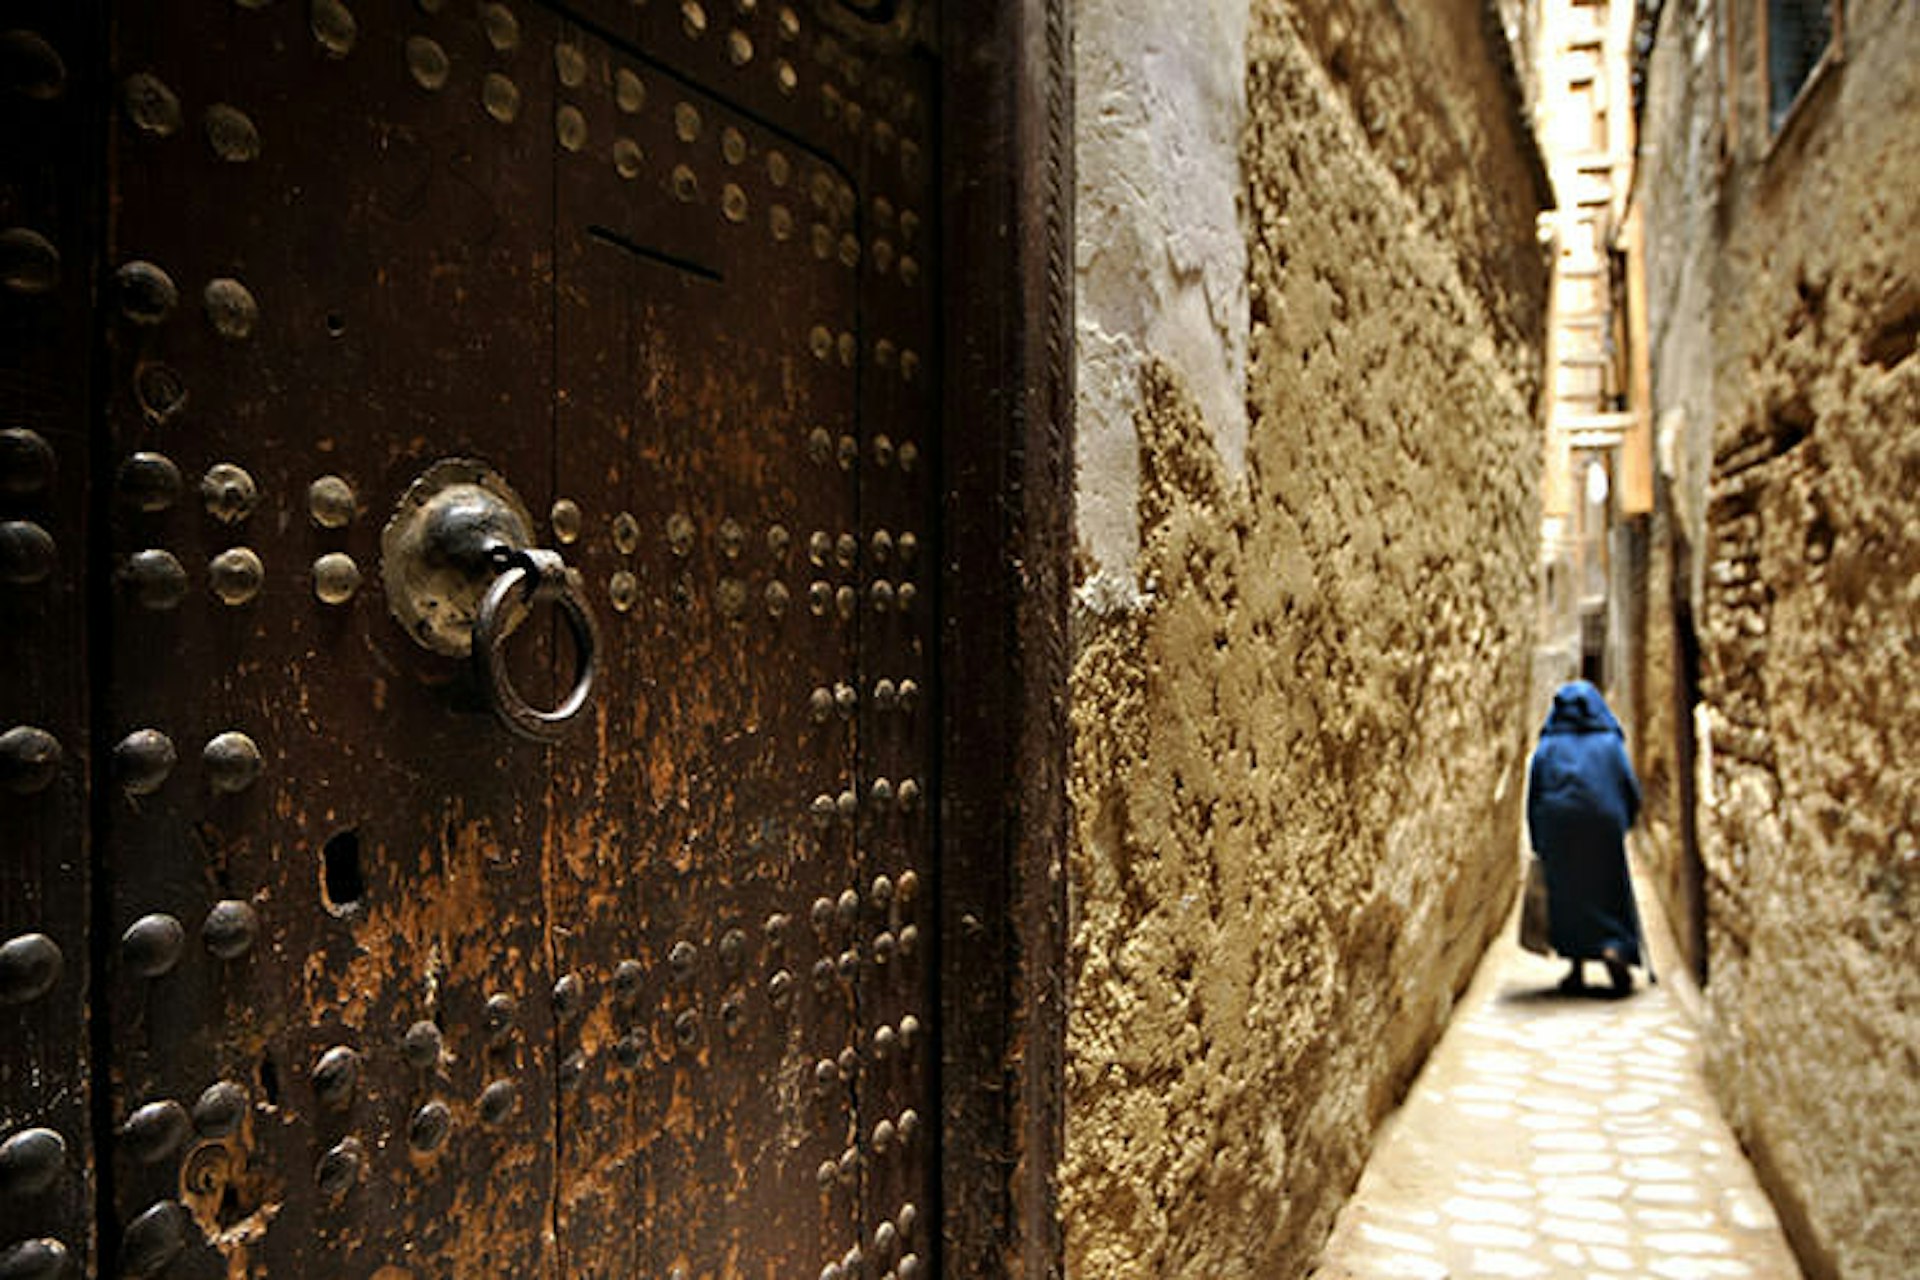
[936, 2, 1072, 1276]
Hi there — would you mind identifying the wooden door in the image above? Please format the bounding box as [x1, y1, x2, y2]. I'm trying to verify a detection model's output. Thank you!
[3, 1, 943, 1276]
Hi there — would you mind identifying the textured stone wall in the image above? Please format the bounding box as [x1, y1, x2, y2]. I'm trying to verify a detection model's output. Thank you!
[1636, 2, 1920, 1274]
[1063, 3, 1549, 1275]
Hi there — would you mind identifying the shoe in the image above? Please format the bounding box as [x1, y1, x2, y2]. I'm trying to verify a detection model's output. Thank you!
[1558, 964, 1586, 995]
[1602, 947, 1632, 995]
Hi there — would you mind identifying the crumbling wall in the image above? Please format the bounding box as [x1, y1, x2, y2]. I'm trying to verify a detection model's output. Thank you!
[1063, 3, 1549, 1275]
[1638, 2, 1920, 1274]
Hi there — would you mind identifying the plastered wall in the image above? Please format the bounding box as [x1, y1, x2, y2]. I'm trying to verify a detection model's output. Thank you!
[1063, 3, 1549, 1274]
[1636, 3, 1920, 1274]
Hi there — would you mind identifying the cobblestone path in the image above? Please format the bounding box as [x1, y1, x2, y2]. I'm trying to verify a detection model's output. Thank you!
[1313, 871, 1803, 1280]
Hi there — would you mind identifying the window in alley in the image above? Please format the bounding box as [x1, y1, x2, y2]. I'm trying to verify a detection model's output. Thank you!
[1767, 0, 1837, 130]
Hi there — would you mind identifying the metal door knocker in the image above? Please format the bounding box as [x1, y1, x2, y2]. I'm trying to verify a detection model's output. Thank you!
[381, 459, 599, 741]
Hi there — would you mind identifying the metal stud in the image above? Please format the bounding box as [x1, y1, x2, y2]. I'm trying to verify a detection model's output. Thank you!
[835, 585, 856, 618]
[121, 914, 185, 977]
[836, 888, 860, 927]
[897, 581, 918, 612]
[872, 1116, 896, 1154]
[764, 912, 791, 944]
[833, 683, 857, 718]
[836, 947, 859, 978]
[123, 72, 182, 137]
[610, 571, 638, 613]
[669, 940, 697, 978]
[119, 1100, 191, 1163]
[0, 520, 54, 585]
[0, 933, 62, 1004]
[311, 1046, 360, 1108]
[667, 512, 695, 556]
[553, 972, 584, 1022]
[116, 452, 182, 512]
[202, 278, 258, 341]
[898, 1254, 924, 1280]
[0, 429, 54, 497]
[898, 1108, 921, 1142]
[898, 441, 920, 472]
[113, 729, 176, 795]
[310, 0, 357, 56]
[408, 1101, 452, 1153]
[806, 427, 832, 464]
[121, 1201, 190, 1277]
[479, 1079, 518, 1126]
[192, 1081, 248, 1138]
[558, 1049, 586, 1091]
[811, 958, 833, 990]
[616, 137, 650, 182]
[870, 580, 895, 612]
[613, 1033, 644, 1069]
[611, 511, 640, 554]
[480, 2, 520, 51]
[615, 68, 646, 113]
[776, 59, 797, 94]
[873, 679, 898, 711]
[811, 897, 835, 930]
[809, 580, 832, 615]
[871, 777, 894, 807]
[899, 1014, 921, 1049]
[809, 794, 835, 828]
[0, 228, 58, 296]
[898, 778, 921, 810]
[719, 929, 747, 970]
[835, 789, 857, 820]
[673, 1009, 700, 1047]
[765, 580, 790, 617]
[873, 932, 896, 965]
[135, 362, 189, 424]
[483, 73, 521, 123]
[484, 992, 518, 1041]
[682, 1, 709, 39]
[202, 103, 260, 163]
[898, 680, 920, 712]
[201, 463, 258, 524]
[809, 687, 833, 722]
[402, 1020, 443, 1069]
[672, 164, 699, 201]
[899, 1202, 919, 1237]
[0, 726, 60, 794]
[816, 1160, 837, 1189]
[614, 959, 645, 1004]
[767, 970, 793, 1005]
[201, 900, 259, 960]
[716, 577, 748, 618]
[555, 43, 588, 88]
[313, 552, 361, 605]
[203, 731, 262, 793]
[836, 1146, 859, 1182]
[315, 1138, 363, 1198]
[872, 1025, 897, 1059]
[0, 1127, 67, 1197]
[874, 1221, 899, 1262]
[406, 35, 451, 90]
[549, 498, 583, 544]
[307, 475, 355, 528]
[899, 924, 920, 957]
[556, 104, 587, 152]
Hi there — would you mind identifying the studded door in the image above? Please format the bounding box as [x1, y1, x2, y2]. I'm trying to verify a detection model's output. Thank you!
[2, 1, 940, 1277]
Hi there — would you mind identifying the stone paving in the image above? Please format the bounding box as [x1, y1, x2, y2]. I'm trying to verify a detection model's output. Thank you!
[1313, 872, 1803, 1280]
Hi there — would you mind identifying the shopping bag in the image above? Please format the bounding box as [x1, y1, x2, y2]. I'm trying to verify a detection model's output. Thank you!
[1519, 855, 1553, 955]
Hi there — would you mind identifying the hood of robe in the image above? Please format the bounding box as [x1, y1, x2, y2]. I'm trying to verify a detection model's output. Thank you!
[1541, 680, 1624, 738]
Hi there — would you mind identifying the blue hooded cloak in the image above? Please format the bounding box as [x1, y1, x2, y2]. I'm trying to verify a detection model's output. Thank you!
[1526, 681, 1644, 965]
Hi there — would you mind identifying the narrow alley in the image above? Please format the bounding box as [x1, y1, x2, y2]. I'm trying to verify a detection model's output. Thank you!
[2, 0, 1914, 1277]
[1314, 860, 1803, 1280]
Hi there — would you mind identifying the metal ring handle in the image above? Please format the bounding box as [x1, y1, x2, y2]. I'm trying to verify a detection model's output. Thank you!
[472, 548, 600, 741]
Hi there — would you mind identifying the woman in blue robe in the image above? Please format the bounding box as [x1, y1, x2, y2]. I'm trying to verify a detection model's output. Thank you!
[1526, 680, 1645, 995]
